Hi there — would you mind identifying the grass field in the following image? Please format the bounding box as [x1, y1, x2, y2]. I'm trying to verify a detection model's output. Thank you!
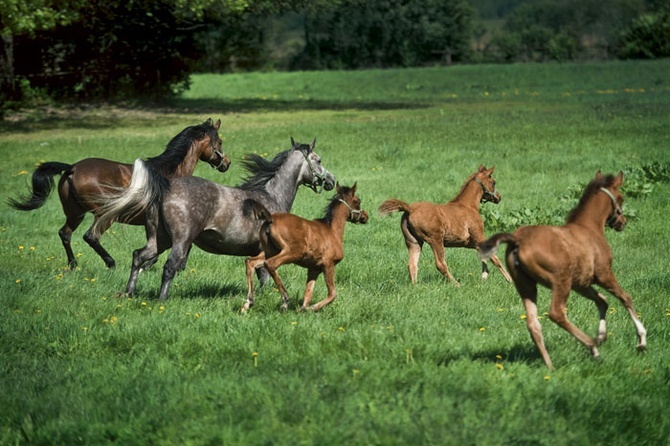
[1, 60, 669, 445]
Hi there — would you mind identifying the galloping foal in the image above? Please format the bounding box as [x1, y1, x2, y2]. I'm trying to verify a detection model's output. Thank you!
[244, 183, 368, 312]
[479, 171, 647, 370]
[378, 165, 511, 285]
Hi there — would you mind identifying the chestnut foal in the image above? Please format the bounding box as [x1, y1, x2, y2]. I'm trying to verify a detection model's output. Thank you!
[479, 171, 647, 370]
[378, 165, 511, 285]
[244, 183, 368, 312]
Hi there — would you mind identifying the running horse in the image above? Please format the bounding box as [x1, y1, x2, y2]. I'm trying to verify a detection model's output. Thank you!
[479, 171, 647, 369]
[90, 138, 335, 301]
[244, 182, 368, 312]
[8, 118, 230, 269]
[378, 165, 512, 285]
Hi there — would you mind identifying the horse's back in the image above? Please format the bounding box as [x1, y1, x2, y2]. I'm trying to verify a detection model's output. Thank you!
[62, 158, 134, 210]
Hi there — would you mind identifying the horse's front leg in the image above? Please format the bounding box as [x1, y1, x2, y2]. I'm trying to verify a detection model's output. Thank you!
[489, 254, 512, 282]
[300, 268, 321, 311]
[600, 275, 647, 351]
[243, 254, 265, 312]
[307, 264, 336, 312]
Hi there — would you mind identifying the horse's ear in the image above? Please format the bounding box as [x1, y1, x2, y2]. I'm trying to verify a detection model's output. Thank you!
[595, 170, 603, 180]
[352, 181, 357, 193]
[206, 118, 213, 126]
[488, 166, 495, 175]
[614, 170, 624, 187]
[290, 137, 297, 148]
[478, 164, 486, 172]
[309, 138, 316, 152]
[214, 119, 221, 130]
[336, 182, 341, 193]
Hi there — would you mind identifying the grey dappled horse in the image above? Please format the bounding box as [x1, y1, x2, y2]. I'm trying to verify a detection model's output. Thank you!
[92, 138, 335, 300]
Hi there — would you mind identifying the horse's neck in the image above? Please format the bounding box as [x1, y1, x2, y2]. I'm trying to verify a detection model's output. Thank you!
[327, 206, 349, 239]
[173, 150, 199, 177]
[263, 157, 303, 212]
[569, 196, 610, 233]
[450, 181, 482, 208]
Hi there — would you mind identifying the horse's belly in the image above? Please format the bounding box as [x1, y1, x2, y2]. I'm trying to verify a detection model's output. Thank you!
[193, 231, 260, 256]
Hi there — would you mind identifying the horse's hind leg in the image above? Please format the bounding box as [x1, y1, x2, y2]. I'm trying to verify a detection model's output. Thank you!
[574, 286, 609, 346]
[158, 243, 191, 301]
[515, 276, 554, 370]
[401, 214, 422, 283]
[243, 254, 265, 312]
[83, 218, 116, 268]
[59, 215, 84, 269]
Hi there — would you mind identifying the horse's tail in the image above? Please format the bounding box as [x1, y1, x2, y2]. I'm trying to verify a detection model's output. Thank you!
[242, 198, 272, 224]
[7, 161, 72, 211]
[478, 233, 518, 261]
[378, 198, 412, 216]
[91, 159, 169, 237]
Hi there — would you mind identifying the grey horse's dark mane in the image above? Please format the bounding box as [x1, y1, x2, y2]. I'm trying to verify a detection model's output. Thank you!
[238, 145, 310, 191]
[566, 174, 618, 223]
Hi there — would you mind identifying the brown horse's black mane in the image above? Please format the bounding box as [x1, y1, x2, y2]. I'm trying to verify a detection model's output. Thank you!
[238, 144, 311, 191]
[317, 186, 354, 224]
[145, 120, 216, 176]
[566, 174, 618, 223]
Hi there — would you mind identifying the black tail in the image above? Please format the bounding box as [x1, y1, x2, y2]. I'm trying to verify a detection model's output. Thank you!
[478, 233, 518, 261]
[7, 162, 72, 211]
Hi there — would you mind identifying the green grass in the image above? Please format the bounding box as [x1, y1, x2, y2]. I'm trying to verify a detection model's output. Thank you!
[1, 60, 670, 445]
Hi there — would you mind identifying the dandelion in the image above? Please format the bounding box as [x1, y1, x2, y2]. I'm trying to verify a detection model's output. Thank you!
[479, 327, 485, 332]
[15, 279, 21, 284]
[544, 375, 550, 381]
[495, 355, 503, 360]
[194, 312, 200, 318]
[141, 302, 147, 306]
[291, 321, 298, 325]
[352, 369, 360, 377]
[520, 314, 527, 319]
[497, 307, 504, 312]
[30, 246, 35, 251]
[609, 307, 616, 314]
[338, 326, 345, 332]
[18, 245, 24, 250]
[18, 170, 29, 175]
[496, 363, 504, 370]
[82, 326, 88, 332]
[252, 351, 259, 367]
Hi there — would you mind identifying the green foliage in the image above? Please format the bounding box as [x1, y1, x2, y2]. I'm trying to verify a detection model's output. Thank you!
[2, 61, 670, 444]
[298, 0, 475, 69]
[618, 5, 670, 59]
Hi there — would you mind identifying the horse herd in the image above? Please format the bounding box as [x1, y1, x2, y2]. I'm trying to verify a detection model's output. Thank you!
[9, 119, 647, 369]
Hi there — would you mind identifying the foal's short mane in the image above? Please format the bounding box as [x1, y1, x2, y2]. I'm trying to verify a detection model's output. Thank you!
[566, 174, 618, 223]
[317, 186, 354, 224]
[451, 170, 481, 202]
[145, 120, 216, 176]
[238, 144, 311, 191]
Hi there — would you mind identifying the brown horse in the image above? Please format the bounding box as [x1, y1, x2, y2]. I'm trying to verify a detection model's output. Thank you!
[479, 171, 647, 370]
[244, 182, 368, 312]
[8, 118, 229, 269]
[378, 165, 511, 285]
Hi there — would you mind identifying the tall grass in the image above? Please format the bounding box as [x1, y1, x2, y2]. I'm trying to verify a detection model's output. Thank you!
[1, 60, 670, 445]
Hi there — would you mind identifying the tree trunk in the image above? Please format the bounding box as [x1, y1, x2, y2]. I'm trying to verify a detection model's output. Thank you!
[0, 32, 17, 102]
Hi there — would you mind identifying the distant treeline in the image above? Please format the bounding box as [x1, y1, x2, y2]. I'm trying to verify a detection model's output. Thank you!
[1, 0, 668, 107]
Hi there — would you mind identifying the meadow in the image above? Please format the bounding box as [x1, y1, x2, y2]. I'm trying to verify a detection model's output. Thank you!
[1, 59, 669, 445]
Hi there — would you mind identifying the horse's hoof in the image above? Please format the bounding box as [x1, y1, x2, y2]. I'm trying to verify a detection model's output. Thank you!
[637, 344, 647, 352]
[481, 272, 489, 280]
[114, 291, 129, 298]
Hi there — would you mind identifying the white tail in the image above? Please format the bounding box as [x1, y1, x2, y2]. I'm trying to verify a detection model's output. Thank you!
[92, 159, 161, 236]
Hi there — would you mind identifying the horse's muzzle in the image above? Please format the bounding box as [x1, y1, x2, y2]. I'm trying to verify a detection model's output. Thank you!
[485, 191, 501, 204]
[322, 171, 336, 191]
[215, 155, 231, 172]
[354, 210, 369, 224]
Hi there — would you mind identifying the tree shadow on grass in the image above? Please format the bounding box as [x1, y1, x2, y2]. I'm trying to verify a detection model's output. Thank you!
[0, 97, 430, 134]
